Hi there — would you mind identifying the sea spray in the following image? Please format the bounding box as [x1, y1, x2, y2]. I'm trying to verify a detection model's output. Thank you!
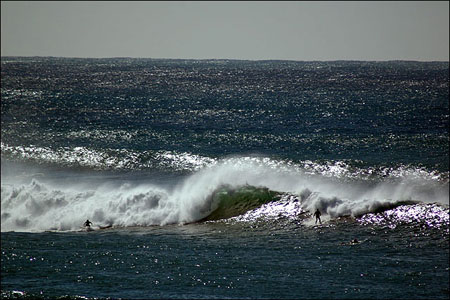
[2, 157, 448, 232]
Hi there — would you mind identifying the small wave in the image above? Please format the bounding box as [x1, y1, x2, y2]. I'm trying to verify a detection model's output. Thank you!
[2, 142, 448, 183]
[1, 142, 216, 172]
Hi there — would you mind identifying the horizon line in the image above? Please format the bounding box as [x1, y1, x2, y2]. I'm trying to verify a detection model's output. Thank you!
[1, 55, 449, 63]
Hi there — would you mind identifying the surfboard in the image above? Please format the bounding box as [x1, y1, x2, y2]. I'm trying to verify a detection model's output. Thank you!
[80, 224, 113, 232]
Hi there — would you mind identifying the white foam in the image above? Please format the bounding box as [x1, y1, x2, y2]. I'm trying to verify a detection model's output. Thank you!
[1, 157, 448, 232]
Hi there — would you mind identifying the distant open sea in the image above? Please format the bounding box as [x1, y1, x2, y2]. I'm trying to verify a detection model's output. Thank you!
[1, 57, 449, 299]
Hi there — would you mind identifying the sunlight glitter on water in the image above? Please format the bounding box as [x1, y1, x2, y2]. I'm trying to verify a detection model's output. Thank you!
[358, 203, 449, 229]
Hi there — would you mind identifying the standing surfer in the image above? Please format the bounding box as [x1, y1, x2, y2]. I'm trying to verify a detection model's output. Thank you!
[313, 209, 322, 224]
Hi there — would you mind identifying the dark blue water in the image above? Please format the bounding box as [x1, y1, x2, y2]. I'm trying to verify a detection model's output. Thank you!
[1, 222, 448, 299]
[2, 58, 448, 170]
[1, 57, 449, 299]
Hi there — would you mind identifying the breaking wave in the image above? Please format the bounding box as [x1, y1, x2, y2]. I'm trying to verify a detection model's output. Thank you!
[1, 157, 448, 232]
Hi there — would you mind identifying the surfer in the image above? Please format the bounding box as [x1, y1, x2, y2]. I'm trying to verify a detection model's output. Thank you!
[313, 209, 322, 224]
[84, 219, 92, 228]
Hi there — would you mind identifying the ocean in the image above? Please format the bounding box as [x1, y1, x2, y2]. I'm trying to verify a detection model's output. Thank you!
[1, 57, 449, 299]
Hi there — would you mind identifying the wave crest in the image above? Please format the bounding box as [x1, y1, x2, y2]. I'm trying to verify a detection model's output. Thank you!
[1, 157, 448, 232]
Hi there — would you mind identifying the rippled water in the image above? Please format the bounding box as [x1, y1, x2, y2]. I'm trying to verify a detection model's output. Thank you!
[2, 58, 448, 171]
[2, 217, 449, 299]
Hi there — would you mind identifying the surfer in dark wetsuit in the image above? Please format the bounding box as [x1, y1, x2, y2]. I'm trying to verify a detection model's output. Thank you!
[84, 219, 92, 228]
[313, 209, 322, 224]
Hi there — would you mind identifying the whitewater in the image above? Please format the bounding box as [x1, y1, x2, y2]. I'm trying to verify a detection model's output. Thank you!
[2, 156, 448, 232]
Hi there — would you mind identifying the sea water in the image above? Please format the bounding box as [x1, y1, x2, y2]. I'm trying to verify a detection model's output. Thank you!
[1, 57, 449, 299]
